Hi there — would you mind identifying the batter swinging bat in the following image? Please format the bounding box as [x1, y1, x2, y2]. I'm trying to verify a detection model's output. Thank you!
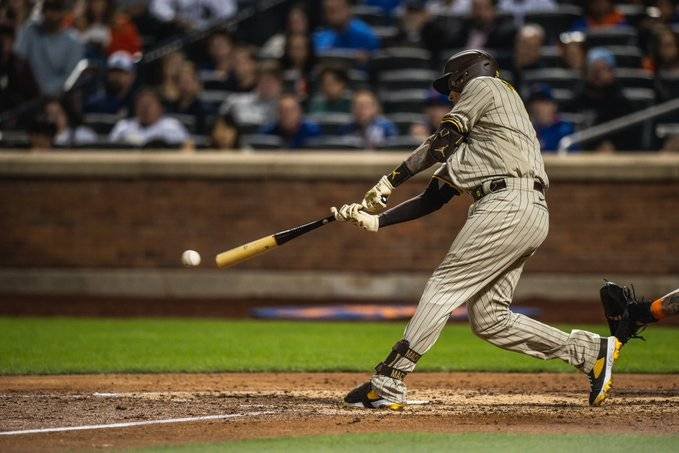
[215, 215, 335, 268]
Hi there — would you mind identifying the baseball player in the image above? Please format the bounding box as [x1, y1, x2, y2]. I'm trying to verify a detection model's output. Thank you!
[332, 49, 621, 409]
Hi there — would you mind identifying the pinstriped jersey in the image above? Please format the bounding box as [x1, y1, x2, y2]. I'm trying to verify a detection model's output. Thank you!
[436, 76, 549, 192]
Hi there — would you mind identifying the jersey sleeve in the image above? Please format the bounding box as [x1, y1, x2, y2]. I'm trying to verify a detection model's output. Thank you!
[442, 77, 495, 134]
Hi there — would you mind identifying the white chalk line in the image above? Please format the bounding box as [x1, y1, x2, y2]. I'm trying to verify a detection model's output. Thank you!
[0, 411, 275, 436]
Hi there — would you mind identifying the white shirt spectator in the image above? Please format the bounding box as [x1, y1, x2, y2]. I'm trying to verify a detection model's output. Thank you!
[109, 117, 190, 146]
[219, 93, 277, 127]
[150, 0, 237, 30]
[426, 0, 471, 16]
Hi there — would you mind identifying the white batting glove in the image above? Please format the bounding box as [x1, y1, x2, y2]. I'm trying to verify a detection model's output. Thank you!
[331, 203, 379, 232]
[361, 176, 394, 213]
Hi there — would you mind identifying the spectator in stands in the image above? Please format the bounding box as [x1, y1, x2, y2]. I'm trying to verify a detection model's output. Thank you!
[513, 23, 545, 87]
[643, 27, 679, 73]
[364, 0, 402, 16]
[393, 0, 448, 53]
[453, 0, 517, 51]
[571, 0, 627, 32]
[309, 66, 352, 114]
[69, 0, 141, 58]
[225, 45, 258, 92]
[84, 50, 137, 116]
[0, 0, 34, 30]
[260, 94, 321, 149]
[526, 84, 575, 153]
[209, 113, 242, 150]
[27, 114, 57, 151]
[109, 88, 190, 147]
[342, 89, 397, 149]
[313, 0, 380, 55]
[44, 98, 98, 147]
[569, 48, 634, 151]
[558, 31, 587, 74]
[409, 90, 450, 140]
[281, 32, 316, 100]
[159, 51, 187, 105]
[165, 62, 208, 135]
[202, 31, 234, 74]
[0, 22, 38, 115]
[13, 0, 84, 96]
[426, 0, 471, 16]
[149, 0, 236, 32]
[498, 0, 556, 26]
[261, 4, 309, 59]
[219, 64, 283, 126]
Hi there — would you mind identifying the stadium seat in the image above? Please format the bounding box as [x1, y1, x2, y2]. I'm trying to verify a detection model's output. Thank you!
[586, 27, 638, 47]
[199, 70, 229, 91]
[525, 5, 583, 43]
[316, 49, 362, 69]
[623, 88, 656, 111]
[607, 46, 643, 68]
[521, 68, 580, 92]
[378, 69, 437, 91]
[303, 135, 364, 150]
[380, 89, 428, 114]
[239, 122, 263, 135]
[655, 123, 679, 140]
[538, 46, 566, 68]
[308, 112, 352, 136]
[372, 26, 399, 43]
[378, 136, 424, 150]
[199, 90, 232, 108]
[372, 48, 432, 72]
[657, 71, 679, 101]
[615, 4, 646, 27]
[242, 134, 282, 149]
[82, 113, 123, 134]
[352, 5, 387, 27]
[388, 113, 427, 135]
[560, 112, 589, 131]
[615, 68, 654, 89]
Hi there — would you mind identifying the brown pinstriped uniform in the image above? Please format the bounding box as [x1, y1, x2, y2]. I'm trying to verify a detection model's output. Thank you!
[372, 76, 601, 404]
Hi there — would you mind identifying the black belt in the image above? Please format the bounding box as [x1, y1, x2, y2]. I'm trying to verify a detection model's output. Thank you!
[471, 178, 545, 202]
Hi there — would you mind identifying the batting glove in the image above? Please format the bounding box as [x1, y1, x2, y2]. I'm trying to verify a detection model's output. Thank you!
[361, 176, 394, 213]
[331, 203, 379, 232]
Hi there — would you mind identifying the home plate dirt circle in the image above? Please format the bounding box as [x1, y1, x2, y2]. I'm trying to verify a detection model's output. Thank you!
[1, 373, 678, 451]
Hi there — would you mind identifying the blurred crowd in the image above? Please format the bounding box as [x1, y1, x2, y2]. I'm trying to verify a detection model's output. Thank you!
[1, 0, 679, 152]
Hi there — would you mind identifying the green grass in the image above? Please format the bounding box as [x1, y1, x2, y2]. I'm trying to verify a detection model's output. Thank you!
[0, 317, 677, 375]
[136, 433, 679, 452]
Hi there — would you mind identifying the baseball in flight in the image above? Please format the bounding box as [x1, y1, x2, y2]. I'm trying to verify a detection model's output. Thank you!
[181, 250, 201, 267]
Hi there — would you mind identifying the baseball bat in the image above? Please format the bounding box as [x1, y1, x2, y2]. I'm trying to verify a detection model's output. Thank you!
[215, 215, 336, 269]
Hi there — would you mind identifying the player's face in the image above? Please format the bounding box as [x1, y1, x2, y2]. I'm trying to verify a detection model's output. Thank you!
[449, 91, 461, 103]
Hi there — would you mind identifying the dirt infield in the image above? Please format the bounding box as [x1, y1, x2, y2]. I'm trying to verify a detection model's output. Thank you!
[1, 372, 678, 451]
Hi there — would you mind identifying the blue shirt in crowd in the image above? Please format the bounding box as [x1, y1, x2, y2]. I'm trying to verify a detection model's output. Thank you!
[261, 120, 322, 149]
[313, 19, 380, 53]
[535, 119, 576, 153]
[341, 116, 398, 149]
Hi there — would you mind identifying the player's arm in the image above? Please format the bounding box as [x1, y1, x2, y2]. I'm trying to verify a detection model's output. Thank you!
[332, 177, 458, 232]
[361, 78, 493, 213]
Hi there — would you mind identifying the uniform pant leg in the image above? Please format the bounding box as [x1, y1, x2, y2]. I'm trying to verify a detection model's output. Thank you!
[467, 258, 601, 372]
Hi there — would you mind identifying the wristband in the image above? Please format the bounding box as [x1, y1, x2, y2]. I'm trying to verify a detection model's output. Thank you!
[386, 162, 412, 187]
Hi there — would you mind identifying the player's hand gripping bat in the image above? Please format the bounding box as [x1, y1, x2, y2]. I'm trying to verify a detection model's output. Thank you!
[215, 215, 335, 268]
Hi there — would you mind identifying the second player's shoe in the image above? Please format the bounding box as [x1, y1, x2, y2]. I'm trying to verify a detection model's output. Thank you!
[588, 336, 622, 406]
[344, 382, 404, 411]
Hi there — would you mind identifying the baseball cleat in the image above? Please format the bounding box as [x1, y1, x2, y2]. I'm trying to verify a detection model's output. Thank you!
[588, 336, 622, 406]
[343, 382, 404, 411]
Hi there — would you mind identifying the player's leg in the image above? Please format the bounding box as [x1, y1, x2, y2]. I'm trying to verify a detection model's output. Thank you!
[468, 258, 621, 406]
[353, 187, 550, 407]
[467, 259, 600, 371]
